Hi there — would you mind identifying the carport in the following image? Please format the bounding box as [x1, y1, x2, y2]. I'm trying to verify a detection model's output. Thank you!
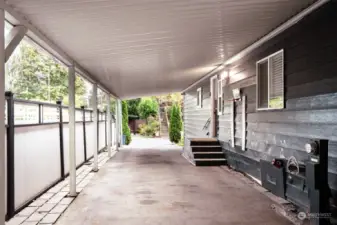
[0, 0, 328, 224]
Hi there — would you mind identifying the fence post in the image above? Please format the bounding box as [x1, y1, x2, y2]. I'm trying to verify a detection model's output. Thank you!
[38, 104, 43, 124]
[56, 100, 65, 180]
[97, 110, 99, 152]
[5, 91, 15, 220]
[105, 110, 107, 148]
[81, 106, 87, 162]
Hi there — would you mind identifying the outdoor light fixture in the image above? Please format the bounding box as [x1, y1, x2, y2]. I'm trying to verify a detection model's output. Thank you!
[232, 88, 241, 101]
[220, 70, 228, 79]
[305, 142, 318, 155]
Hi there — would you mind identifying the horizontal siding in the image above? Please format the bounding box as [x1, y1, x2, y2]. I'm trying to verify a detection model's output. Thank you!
[215, 1, 337, 213]
[183, 80, 211, 140]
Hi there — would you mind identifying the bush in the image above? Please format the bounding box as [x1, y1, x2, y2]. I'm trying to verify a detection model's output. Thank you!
[169, 104, 182, 143]
[138, 97, 159, 119]
[139, 116, 160, 137]
[122, 101, 131, 145]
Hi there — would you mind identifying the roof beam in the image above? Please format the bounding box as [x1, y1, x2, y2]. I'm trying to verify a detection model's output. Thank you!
[5, 25, 27, 63]
[3, 3, 118, 99]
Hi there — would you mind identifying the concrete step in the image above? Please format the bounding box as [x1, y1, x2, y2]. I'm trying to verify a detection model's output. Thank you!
[191, 146, 222, 153]
[194, 158, 227, 167]
[193, 152, 225, 159]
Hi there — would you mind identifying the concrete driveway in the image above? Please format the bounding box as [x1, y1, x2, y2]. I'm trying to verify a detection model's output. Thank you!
[56, 136, 291, 225]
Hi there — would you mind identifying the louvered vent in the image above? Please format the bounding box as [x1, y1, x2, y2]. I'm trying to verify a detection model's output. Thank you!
[269, 51, 284, 109]
[257, 50, 284, 110]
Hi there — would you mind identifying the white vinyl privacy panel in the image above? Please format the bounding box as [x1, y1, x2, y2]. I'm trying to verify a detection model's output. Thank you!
[63, 123, 85, 174]
[6, 0, 315, 98]
[14, 125, 61, 209]
[86, 122, 96, 159]
[99, 121, 106, 150]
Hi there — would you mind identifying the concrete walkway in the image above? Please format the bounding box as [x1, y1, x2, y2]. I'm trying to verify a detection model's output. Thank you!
[56, 137, 291, 225]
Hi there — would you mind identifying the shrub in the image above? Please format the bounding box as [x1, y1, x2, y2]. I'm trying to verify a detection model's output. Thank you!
[138, 97, 159, 119]
[138, 116, 160, 137]
[122, 101, 131, 145]
[169, 104, 182, 143]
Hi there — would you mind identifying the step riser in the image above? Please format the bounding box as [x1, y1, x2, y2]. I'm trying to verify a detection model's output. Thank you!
[191, 147, 222, 153]
[190, 141, 220, 146]
[195, 161, 227, 166]
[194, 153, 225, 159]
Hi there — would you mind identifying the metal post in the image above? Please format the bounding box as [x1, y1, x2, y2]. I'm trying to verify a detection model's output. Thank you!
[92, 83, 99, 172]
[107, 96, 112, 157]
[115, 100, 119, 150]
[5, 92, 14, 220]
[97, 109, 99, 152]
[105, 110, 107, 148]
[81, 106, 87, 162]
[68, 65, 77, 197]
[0, 8, 6, 224]
[56, 100, 65, 179]
[38, 104, 43, 124]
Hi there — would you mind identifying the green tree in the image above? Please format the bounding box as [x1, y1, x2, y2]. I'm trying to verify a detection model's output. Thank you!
[6, 40, 87, 107]
[138, 97, 159, 119]
[122, 101, 131, 145]
[127, 98, 140, 117]
[169, 104, 182, 143]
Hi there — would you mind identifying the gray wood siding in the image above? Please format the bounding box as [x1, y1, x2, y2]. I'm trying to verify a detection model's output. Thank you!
[183, 80, 211, 139]
[215, 2, 337, 213]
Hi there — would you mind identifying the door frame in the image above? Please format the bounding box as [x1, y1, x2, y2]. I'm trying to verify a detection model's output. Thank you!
[210, 75, 218, 138]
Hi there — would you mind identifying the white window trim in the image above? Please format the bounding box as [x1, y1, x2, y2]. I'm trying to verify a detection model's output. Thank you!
[256, 49, 284, 111]
[217, 78, 223, 115]
[197, 87, 202, 108]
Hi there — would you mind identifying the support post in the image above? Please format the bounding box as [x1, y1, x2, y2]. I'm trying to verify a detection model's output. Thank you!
[105, 110, 107, 148]
[5, 92, 14, 220]
[115, 100, 119, 150]
[81, 106, 87, 162]
[97, 109, 99, 152]
[5, 25, 27, 63]
[56, 100, 65, 179]
[68, 65, 77, 197]
[0, 8, 6, 224]
[92, 83, 99, 172]
[107, 95, 112, 157]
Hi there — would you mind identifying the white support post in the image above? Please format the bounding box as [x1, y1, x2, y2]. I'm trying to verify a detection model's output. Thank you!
[68, 65, 77, 197]
[119, 100, 123, 146]
[241, 95, 246, 151]
[115, 100, 119, 151]
[5, 25, 27, 63]
[107, 95, 112, 157]
[231, 101, 235, 148]
[0, 5, 5, 225]
[92, 83, 99, 172]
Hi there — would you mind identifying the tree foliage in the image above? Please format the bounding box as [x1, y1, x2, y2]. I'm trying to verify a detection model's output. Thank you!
[169, 104, 182, 143]
[5, 40, 87, 107]
[137, 97, 159, 119]
[122, 101, 132, 145]
[127, 98, 141, 117]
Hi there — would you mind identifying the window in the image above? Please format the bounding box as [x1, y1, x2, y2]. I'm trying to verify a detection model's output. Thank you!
[218, 79, 223, 115]
[257, 50, 284, 110]
[197, 87, 202, 108]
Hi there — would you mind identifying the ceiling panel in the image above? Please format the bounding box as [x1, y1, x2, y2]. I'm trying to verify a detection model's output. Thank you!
[6, 0, 316, 98]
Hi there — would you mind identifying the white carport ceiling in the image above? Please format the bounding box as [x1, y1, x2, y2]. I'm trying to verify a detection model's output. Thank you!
[5, 0, 316, 99]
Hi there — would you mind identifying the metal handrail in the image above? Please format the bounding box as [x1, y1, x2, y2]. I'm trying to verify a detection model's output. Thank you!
[202, 117, 211, 130]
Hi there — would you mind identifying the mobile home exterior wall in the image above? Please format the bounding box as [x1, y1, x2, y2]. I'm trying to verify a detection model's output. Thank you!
[183, 1, 337, 214]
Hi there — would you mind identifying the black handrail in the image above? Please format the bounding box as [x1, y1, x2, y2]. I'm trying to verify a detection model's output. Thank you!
[202, 117, 211, 130]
